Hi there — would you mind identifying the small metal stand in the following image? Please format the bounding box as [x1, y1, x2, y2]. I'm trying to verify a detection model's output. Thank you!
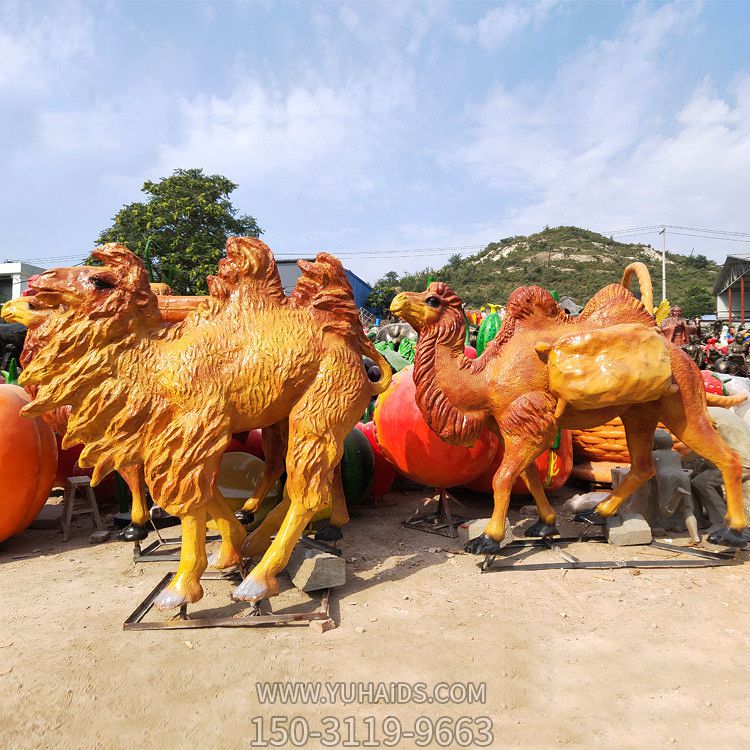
[123, 570, 333, 631]
[480, 530, 740, 573]
[402, 489, 470, 538]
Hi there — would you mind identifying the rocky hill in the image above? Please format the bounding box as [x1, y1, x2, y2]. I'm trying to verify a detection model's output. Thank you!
[386, 226, 719, 316]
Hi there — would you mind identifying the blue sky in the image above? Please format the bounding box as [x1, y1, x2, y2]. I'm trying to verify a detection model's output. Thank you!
[2, 0, 750, 283]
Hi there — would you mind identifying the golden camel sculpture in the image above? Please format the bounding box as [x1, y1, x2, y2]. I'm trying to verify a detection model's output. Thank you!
[11, 238, 391, 608]
[391, 263, 748, 552]
[2, 293, 288, 543]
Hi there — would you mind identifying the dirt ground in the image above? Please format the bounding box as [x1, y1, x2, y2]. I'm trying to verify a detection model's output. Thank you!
[1, 488, 749, 750]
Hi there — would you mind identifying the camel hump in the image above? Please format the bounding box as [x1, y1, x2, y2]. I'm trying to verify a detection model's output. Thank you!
[578, 283, 654, 328]
[290, 253, 361, 336]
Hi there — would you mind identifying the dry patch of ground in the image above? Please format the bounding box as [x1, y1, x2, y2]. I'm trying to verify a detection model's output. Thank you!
[1, 490, 748, 749]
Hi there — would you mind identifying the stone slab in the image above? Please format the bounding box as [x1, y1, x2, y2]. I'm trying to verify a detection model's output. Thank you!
[457, 519, 513, 548]
[457, 518, 491, 546]
[285, 545, 346, 592]
[605, 512, 653, 546]
[29, 504, 63, 530]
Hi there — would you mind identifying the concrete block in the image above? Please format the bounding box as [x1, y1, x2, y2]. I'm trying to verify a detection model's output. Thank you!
[285, 545, 346, 592]
[89, 529, 111, 544]
[612, 467, 660, 524]
[457, 519, 513, 548]
[605, 513, 652, 546]
[29, 504, 63, 529]
[457, 518, 491, 546]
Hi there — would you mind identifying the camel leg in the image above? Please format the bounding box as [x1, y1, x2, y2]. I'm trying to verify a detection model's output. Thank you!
[466, 392, 557, 555]
[233, 355, 366, 602]
[207, 493, 247, 569]
[154, 508, 207, 610]
[116, 464, 150, 542]
[241, 493, 291, 559]
[315, 463, 349, 542]
[233, 428, 345, 602]
[577, 408, 659, 524]
[240, 420, 288, 517]
[151, 455, 223, 609]
[658, 393, 747, 545]
[521, 462, 559, 537]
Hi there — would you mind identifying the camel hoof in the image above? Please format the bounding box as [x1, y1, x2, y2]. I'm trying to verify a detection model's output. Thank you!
[524, 520, 559, 538]
[208, 549, 241, 570]
[117, 523, 149, 542]
[464, 533, 506, 555]
[707, 527, 749, 548]
[154, 588, 188, 611]
[235, 510, 254, 525]
[574, 508, 606, 526]
[232, 575, 279, 603]
[314, 524, 343, 542]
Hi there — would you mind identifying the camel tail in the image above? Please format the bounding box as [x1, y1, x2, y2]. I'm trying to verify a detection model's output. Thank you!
[621, 262, 654, 315]
[706, 392, 747, 408]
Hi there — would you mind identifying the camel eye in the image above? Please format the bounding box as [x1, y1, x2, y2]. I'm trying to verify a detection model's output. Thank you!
[91, 276, 116, 291]
[425, 296, 441, 308]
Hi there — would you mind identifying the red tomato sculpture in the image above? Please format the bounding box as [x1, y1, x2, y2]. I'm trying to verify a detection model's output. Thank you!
[373, 366, 498, 487]
[356, 421, 396, 496]
[464, 429, 574, 495]
[701, 370, 724, 396]
[0, 384, 58, 542]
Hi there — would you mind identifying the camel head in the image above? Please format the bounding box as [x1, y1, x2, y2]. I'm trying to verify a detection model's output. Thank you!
[26, 243, 158, 325]
[390, 282, 464, 333]
[16, 244, 161, 416]
[0, 297, 46, 329]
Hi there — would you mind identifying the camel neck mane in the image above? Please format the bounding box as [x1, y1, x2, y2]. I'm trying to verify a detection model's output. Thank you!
[413, 314, 485, 445]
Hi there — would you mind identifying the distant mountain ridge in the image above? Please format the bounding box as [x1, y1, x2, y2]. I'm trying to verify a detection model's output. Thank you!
[388, 226, 719, 313]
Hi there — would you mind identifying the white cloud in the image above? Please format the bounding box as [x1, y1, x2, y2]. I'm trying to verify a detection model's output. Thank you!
[156, 66, 415, 200]
[457, 1, 558, 49]
[0, 2, 95, 91]
[445, 2, 750, 257]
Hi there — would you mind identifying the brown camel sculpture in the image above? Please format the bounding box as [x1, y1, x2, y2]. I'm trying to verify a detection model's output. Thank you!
[11, 238, 391, 608]
[391, 263, 748, 552]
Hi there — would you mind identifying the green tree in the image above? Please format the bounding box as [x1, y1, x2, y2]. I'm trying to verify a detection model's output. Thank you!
[367, 271, 400, 314]
[96, 168, 262, 294]
[684, 253, 710, 269]
[680, 285, 715, 319]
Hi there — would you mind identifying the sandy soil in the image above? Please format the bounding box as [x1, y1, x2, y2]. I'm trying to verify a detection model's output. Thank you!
[1, 489, 748, 750]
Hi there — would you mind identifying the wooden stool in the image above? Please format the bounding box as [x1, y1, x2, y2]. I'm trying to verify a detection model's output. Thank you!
[62, 476, 104, 542]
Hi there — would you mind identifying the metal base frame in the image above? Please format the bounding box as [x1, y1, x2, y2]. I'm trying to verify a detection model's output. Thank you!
[124, 570, 333, 631]
[133, 533, 222, 563]
[480, 532, 740, 573]
[402, 489, 470, 538]
[134, 528, 341, 563]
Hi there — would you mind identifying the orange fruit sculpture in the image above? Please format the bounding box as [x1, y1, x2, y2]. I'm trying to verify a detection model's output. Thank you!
[0, 384, 57, 542]
[374, 365, 499, 488]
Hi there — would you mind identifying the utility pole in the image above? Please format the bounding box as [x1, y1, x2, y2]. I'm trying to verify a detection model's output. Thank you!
[659, 226, 667, 300]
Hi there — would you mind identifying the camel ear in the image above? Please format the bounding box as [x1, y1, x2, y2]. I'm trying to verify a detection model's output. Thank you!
[91, 243, 141, 269]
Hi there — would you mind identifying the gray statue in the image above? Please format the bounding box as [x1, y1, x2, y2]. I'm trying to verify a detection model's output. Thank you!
[376, 321, 417, 347]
